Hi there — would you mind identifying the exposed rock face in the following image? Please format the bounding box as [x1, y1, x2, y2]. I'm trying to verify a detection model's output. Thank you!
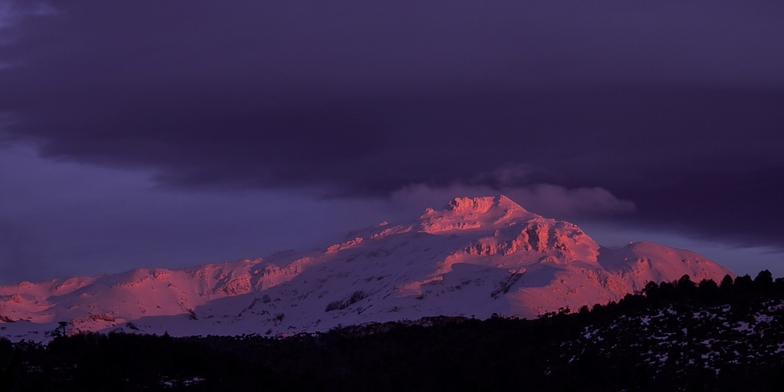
[0, 196, 734, 341]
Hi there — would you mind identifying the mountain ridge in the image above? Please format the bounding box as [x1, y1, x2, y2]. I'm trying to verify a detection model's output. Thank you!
[0, 195, 734, 341]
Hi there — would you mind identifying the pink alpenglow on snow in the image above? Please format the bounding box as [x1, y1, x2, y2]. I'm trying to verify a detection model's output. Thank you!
[0, 196, 734, 342]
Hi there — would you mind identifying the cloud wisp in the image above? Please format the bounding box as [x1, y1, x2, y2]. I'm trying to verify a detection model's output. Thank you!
[391, 183, 635, 221]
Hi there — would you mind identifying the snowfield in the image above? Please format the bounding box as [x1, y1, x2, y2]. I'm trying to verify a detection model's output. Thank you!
[0, 196, 733, 342]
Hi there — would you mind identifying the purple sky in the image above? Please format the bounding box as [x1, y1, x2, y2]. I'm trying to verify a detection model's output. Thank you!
[1, 0, 783, 283]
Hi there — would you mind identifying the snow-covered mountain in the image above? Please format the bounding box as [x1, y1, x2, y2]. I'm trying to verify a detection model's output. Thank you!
[0, 196, 733, 341]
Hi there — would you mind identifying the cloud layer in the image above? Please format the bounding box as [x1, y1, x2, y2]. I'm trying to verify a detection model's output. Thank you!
[0, 145, 779, 284]
[1, 1, 783, 257]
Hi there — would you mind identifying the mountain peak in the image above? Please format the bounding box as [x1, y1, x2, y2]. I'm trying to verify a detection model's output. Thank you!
[445, 195, 525, 214]
[419, 195, 532, 233]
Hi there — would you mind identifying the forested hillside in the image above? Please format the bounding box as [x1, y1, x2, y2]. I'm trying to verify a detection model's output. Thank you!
[1, 271, 783, 391]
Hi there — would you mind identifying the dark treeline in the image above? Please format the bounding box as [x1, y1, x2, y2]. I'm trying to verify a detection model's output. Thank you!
[1, 271, 784, 391]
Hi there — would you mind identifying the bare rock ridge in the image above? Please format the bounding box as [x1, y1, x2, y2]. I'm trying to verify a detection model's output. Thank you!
[0, 196, 734, 341]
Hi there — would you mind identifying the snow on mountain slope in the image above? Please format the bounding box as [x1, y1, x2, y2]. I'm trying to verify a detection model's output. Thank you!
[0, 196, 734, 341]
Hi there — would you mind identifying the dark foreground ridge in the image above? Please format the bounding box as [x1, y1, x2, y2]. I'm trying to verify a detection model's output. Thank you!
[1, 271, 784, 391]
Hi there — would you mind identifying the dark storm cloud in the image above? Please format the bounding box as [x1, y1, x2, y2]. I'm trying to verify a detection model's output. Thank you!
[618, 167, 784, 246]
[1, 0, 784, 248]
